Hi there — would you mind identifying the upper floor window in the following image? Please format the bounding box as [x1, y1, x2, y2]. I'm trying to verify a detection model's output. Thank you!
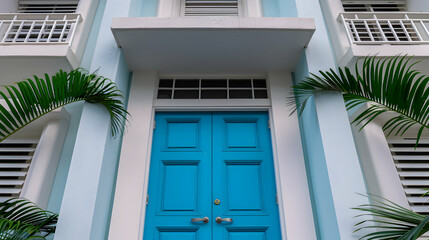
[158, 0, 261, 17]
[18, 0, 79, 13]
[342, 0, 406, 12]
[388, 138, 429, 214]
[0, 139, 38, 201]
[182, 0, 241, 17]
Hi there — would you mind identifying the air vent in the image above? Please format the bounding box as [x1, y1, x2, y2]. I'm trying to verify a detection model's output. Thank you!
[0, 140, 38, 202]
[342, 0, 406, 12]
[157, 78, 268, 100]
[389, 138, 429, 214]
[183, 0, 240, 16]
[19, 0, 79, 13]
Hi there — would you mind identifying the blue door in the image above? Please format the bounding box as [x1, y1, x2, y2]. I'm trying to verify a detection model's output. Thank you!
[143, 112, 281, 240]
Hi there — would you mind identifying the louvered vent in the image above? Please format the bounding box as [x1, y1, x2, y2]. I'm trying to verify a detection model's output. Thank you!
[18, 0, 79, 13]
[389, 138, 429, 214]
[342, 0, 406, 12]
[0, 140, 38, 202]
[183, 0, 240, 16]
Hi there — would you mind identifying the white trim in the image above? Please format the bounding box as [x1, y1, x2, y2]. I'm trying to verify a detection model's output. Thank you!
[109, 71, 316, 240]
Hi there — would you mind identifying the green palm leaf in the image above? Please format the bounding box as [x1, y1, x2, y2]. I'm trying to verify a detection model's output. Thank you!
[354, 195, 429, 240]
[0, 198, 58, 240]
[289, 55, 429, 143]
[0, 69, 128, 142]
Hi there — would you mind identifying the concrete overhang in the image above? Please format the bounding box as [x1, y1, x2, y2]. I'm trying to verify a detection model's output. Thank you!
[0, 45, 79, 85]
[111, 17, 316, 73]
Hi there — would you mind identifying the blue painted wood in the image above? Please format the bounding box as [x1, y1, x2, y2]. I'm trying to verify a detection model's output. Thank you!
[143, 113, 212, 240]
[144, 112, 281, 239]
[213, 112, 281, 239]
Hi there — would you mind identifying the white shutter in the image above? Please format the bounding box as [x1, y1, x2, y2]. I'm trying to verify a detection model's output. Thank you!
[183, 0, 240, 16]
[389, 138, 429, 214]
[342, 0, 406, 12]
[18, 0, 79, 13]
[0, 139, 38, 202]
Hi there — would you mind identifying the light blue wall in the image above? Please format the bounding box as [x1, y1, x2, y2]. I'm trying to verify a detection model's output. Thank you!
[293, 54, 341, 240]
[261, 0, 297, 17]
[292, 0, 370, 239]
[53, 0, 134, 239]
[47, 0, 106, 213]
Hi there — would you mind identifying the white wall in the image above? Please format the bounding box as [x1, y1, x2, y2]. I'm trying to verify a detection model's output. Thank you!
[319, 0, 350, 65]
[407, 0, 429, 12]
[0, 0, 18, 13]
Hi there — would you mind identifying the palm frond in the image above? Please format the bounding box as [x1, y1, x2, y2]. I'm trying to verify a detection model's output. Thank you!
[354, 195, 429, 240]
[289, 56, 429, 143]
[0, 198, 58, 240]
[0, 69, 129, 142]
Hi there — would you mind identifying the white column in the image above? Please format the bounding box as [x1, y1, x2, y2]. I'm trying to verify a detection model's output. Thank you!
[21, 112, 69, 209]
[108, 72, 157, 240]
[352, 120, 409, 207]
[268, 72, 317, 240]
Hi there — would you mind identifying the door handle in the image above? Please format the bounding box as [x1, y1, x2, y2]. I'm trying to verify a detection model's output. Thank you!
[191, 217, 209, 224]
[215, 217, 233, 224]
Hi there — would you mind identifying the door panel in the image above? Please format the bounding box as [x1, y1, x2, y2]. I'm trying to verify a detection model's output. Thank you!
[144, 112, 281, 240]
[143, 113, 212, 240]
[213, 112, 281, 239]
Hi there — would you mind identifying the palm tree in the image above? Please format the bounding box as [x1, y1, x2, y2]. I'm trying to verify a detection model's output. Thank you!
[0, 69, 128, 239]
[0, 68, 128, 142]
[0, 199, 58, 240]
[290, 56, 429, 239]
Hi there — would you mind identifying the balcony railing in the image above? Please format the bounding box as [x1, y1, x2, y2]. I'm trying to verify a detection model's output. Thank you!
[0, 13, 81, 45]
[339, 12, 429, 45]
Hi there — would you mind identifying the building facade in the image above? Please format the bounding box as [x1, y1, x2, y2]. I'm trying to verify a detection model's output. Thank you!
[0, 0, 428, 239]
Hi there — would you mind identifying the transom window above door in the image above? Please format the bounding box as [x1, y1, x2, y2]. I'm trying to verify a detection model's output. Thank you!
[157, 78, 268, 99]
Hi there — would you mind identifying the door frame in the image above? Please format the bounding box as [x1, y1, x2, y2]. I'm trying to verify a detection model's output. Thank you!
[108, 71, 317, 240]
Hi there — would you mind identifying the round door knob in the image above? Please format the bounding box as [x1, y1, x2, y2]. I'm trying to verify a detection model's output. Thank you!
[214, 199, 221, 205]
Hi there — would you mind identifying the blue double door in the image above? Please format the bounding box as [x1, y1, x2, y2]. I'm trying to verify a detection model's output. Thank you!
[144, 112, 281, 240]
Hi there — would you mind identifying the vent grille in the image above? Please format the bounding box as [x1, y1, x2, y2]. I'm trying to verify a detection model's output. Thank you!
[157, 78, 268, 100]
[0, 140, 38, 202]
[389, 138, 429, 214]
[342, 0, 406, 12]
[19, 0, 79, 13]
[183, 0, 240, 16]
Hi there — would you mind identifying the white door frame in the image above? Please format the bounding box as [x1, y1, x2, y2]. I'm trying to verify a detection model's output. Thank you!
[108, 71, 317, 240]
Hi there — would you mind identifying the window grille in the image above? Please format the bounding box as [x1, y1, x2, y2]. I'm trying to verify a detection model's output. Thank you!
[182, 0, 240, 16]
[342, 0, 406, 12]
[157, 78, 268, 100]
[18, 0, 79, 13]
[389, 138, 429, 214]
[0, 139, 38, 202]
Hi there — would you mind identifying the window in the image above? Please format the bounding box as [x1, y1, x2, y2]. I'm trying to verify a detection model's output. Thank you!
[388, 138, 429, 214]
[0, 139, 38, 201]
[157, 78, 268, 99]
[342, 0, 406, 12]
[18, 0, 79, 13]
[157, 0, 261, 17]
[181, 0, 241, 17]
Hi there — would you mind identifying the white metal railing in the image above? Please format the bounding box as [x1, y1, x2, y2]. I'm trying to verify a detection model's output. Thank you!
[339, 12, 429, 45]
[0, 13, 81, 45]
